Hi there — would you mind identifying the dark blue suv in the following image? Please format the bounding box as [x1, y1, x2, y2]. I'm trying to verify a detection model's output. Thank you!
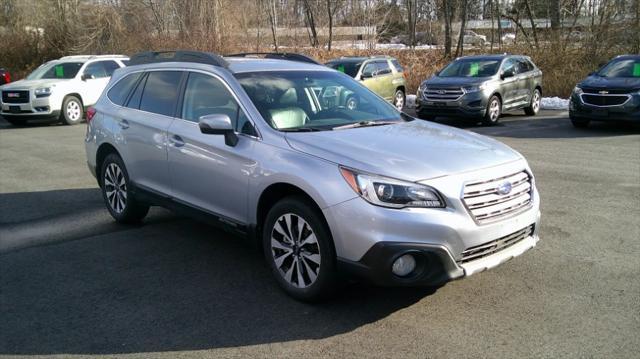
[570, 55, 640, 128]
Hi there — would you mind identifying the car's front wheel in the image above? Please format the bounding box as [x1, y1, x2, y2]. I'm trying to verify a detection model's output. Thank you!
[100, 153, 149, 223]
[483, 95, 502, 125]
[263, 196, 337, 302]
[394, 89, 405, 110]
[61, 95, 83, 125]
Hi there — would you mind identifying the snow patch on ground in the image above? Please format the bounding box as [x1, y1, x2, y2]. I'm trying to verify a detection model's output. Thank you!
[541, 97, 569, 110]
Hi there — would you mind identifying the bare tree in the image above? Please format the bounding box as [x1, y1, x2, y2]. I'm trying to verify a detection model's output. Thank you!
[326, 0, 341, 50]
[455, 0, 468, 57]
[267, 0, 279, 51]
[443, 0, 453, 57]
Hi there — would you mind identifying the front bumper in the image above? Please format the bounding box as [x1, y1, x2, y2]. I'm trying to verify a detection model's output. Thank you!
[569, 94, 640, 122]
[415, 91, 488, 119]
[324, 160, 541, 286]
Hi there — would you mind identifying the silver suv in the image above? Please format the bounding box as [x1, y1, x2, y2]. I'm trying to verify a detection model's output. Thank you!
[85, 51, 541, 301]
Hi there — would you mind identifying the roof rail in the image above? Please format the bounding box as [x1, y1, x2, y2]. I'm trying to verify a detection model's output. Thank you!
[226, 52, 321, 65]
[59, 55, 128, 60]
[128, 50, 228, 68]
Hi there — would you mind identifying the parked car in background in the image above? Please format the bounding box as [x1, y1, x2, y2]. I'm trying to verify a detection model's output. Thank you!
[501, 33, 516, 44]
[0, 68, 11, 85]
[325, 55, 407, 110]
[416, 54, 543, 125]
[569, 54, 640, 127]
[86, 50, 541, 301]
[0, 55, 128, 126]
[463, 30, 487, 46]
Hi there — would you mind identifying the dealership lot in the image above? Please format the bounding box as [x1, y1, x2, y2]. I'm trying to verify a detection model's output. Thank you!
[1, 111, 639, 358]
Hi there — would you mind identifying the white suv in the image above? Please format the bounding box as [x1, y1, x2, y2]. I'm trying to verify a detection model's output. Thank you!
[0, 55, 128, 126]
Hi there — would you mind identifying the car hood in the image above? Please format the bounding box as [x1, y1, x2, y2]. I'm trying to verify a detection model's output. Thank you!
[423, 76, 493, 87]
[285, 120, 522, 182]
[579, 76, 640, 90]
[0, 79, 67, 90]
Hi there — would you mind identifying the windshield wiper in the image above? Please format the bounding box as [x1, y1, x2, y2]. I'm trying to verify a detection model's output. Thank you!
[279, 127, 323, 132]
[332, 120, 398, 130]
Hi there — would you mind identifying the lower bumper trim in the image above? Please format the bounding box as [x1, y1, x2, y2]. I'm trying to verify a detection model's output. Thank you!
[460, 235, 538, 276]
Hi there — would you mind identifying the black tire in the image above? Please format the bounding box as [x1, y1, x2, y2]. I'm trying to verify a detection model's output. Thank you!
[262, 196, 337, 302]
[394, 89, 405, 110]
[483, 95, 502, 125]
[60, 95, 84, 125]
[100, 153, 149, 223]
[570, 117, 590, 128]
[524, 88, 541, 116]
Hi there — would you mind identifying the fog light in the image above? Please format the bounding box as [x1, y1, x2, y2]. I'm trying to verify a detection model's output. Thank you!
[392, 254, 416, 277]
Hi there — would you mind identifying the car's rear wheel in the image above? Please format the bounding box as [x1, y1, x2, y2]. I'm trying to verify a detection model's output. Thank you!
[483, 95, 502, 125]
[394, 89, 405, 110]
[100, 153, 149, 223]
[570, 117, 590, 128]
[263, 196, 337, 302]
[60, 96, 83, 125]
[524, 89, 541, 116]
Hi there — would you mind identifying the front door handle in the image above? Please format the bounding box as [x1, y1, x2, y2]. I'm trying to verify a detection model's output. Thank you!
[169, 135, 185, 147]
[118, 119, 129, 129]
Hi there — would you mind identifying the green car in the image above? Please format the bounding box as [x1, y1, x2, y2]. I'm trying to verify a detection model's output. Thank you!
[326, 56, 407, 110]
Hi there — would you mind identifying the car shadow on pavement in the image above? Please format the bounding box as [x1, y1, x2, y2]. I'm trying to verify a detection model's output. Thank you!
[0, 188, 438, 355]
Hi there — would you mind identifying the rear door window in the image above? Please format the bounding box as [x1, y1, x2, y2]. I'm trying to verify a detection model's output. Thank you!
[139, 71, 183, 117]
[102, 61, 121, 76]
[107, 72, 143, 106]
[83, 62, 109, 79]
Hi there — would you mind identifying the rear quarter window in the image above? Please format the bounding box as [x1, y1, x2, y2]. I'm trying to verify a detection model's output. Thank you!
[107, 72, 143, 106]
[391, 59, 403, 72]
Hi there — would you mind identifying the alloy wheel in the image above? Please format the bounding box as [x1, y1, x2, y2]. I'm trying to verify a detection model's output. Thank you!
[104, 163, 127, 214]
[532, 91, 540, 113]
[394, 91, 404, 110]
[270, 213, 321, 288]
[489, 98, 501, 122]
[66, 100, 82, 122]
[346, 97, 358, 110]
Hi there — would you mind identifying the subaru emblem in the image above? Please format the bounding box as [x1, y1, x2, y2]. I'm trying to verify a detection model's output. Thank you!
[497, 181, 512, 195]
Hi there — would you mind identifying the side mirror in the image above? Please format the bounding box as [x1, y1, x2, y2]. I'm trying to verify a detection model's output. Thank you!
[81, 74, 94, 81]
[361, 72, 373, 80]
[501, 70, 514, 79]
[198, 114, 238, 146]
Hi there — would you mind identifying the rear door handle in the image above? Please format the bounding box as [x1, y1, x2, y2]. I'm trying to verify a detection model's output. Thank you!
[118, 119, 129, 129]
[169, 135, 185, 147]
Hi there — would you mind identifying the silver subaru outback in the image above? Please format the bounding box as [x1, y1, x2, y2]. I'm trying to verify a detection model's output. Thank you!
[85, 51, 541, 301]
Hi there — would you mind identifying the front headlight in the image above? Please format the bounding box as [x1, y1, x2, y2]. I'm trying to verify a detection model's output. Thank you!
[462, 83, 487, 93]
[572, 85, 583, 95]
[34, 87, 52, 97]
[340, 167, 445, 209]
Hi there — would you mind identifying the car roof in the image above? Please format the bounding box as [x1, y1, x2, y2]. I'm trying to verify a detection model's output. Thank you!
[122, 57, 332, 74]
[326, 56, 393, 64]
[455, 54, 512, 61]
[613, 54, 640, 60]
[55, 55, 129, 63]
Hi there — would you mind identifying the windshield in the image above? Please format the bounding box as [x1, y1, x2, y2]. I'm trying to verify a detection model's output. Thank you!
[597, 59, 640, 78]
[439, 59, 500, 77]
[236, 71, 405, 131]
[26, 62, 83, 80]
[326, 62, 361, 78]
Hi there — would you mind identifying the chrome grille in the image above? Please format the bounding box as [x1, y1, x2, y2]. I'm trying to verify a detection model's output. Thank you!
[2, 90, 29, 104]
[463, 170, 532, 223]
[459, 225, 534, 263]
[423, 87, 464, 101]
[580, 93, 630, 107]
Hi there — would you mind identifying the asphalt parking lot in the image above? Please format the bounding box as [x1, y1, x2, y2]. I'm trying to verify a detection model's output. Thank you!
[1, 110, 639, 358]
